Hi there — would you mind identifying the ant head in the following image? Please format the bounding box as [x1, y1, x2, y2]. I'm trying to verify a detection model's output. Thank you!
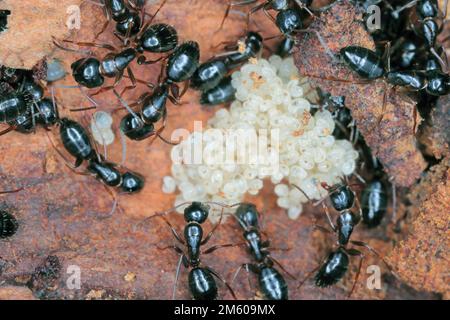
[120, 171, 145, 193]
[328, 184, 355, 212]
[246, 31, 263, 43]
[271, 0, 289, 11]
[184, 202, 209, 224]
[235, 203, 259, 230]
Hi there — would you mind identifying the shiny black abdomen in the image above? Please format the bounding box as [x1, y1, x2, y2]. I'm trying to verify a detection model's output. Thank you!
[361, 179, 387, 228]
[0, 93, 28, 122]
[138, 23, 178, 53]
[426, 71, 449, 96]
[71, 58, 104, 88]
[59, 118, 95, 160]
[200, 76, 236, 106]
[340, 46, 384, 79]
[141, 86, 168, 123]
[191, 59, 227, 91]
[167, 41, 200, 82]
[259, 267, 288, 300]
[188, 267, 218, 300]
[314, 249, 349, 287]
[0, 210, 18, 239]
[120, 114, 155, 141]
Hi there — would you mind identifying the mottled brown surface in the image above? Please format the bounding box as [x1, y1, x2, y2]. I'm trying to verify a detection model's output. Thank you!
[418, 96, 450, 160]
[388, 158, 450, 296]
[0, 0, 84, 69]
[0, 0, 444, 300]
[293, 0, 427, 187]
[0, 286, 36, 300]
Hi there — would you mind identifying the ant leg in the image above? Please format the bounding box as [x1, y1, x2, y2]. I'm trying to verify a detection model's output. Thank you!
[60, 39, 117, 52]
[149, 111, 180, 146]
[390, 0, 418, 17]
[267, 245, 291, 252]
[205, 266, 237, 300]
[159, 214, 186, 245]
[0, 188, 23, 194]
[370, 84, 390, 132]
[52, 38, 93, 55]
[297, 264, 321, 290]
[122, 72, 154, 95]
[201, 209, 223, 245]
[93, 2, 111, 41]
[268, 255, 297, 280]
[246, 2, 267, 31]
[156, 245, 187, 300]
[294, 29, 338, 63]
[301, 72, 371, 85]
[148, 0, 168, 24]
[137, 55, 165, 65]
[216, 0, 259, 32]
[350, 240, 398, 277]
[203, 242, 246, 255]
[312, 224, 334, 235]
[231, 263, 255, 293]
[177, 80, 190, 100]
[172, 253, 186, 300]
[113, 89, 142, 120]
[97, 184, 120, 219]
[118, 67, 138, 97]
[321, 202, 337, 231]
[389, 177, 397, 223]
[343, 247, 364, 299]
[0, 124, 17, 136]
[45, 131, 84, 169]
[294, 1, 316, 18]
[430, 47, 448, 73]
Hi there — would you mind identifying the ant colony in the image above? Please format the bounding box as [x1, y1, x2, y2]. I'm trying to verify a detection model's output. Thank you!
[163, 56, 358, 222]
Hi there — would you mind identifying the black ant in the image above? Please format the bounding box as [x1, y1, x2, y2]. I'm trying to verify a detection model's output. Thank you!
[0, 188, 23, 239]
[231, 203, 295, 300]
[392, 0, 448, 68]
[192, 32, 263, 92]
[192, 31, 263, 106]
[294, 182, 394, 297]
[0, 71, 59, 135]
[218, 0, 315, 35]
[56, 117, 143, 192]
[42, 114, 144, 219]
[0, 210, 18, 239]
[317, 89, 394, 227]
[0, 9, 11, 33]
[143, 202, 237, 300]
[89, 0, 146, 40]
[118, 40, 200, 141]
[200, 76, 236, 106]
[53, 0, 177, 97]
[305, 42, 448, 133]
[357, 137, 393, 228]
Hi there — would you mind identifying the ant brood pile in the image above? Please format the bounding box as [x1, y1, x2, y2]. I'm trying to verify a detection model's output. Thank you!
[163, 56, 359, 221]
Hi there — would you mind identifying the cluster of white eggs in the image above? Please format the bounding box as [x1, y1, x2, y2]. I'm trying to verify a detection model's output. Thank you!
[91, 111, 115, 146]
[162, 56, 358, 222]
